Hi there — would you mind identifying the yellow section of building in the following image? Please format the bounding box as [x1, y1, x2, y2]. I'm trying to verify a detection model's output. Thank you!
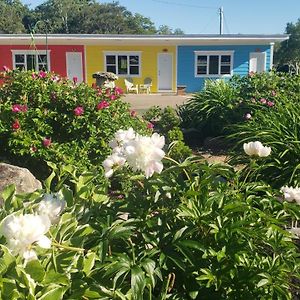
[86, 45, 176, 93]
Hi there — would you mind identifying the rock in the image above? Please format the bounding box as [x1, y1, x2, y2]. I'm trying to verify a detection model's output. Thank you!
[0, 163, 42, 197]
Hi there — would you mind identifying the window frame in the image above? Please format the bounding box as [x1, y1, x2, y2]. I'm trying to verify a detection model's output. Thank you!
[194, 50, 234, 78]
[11, 50, 51, 72]
[104, 51, 141, 77]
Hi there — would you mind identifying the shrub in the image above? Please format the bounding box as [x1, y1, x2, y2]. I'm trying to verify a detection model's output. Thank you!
[143, 106, 180, 135]
[0, 69, 148, 179]
[227, 72, 300, 188]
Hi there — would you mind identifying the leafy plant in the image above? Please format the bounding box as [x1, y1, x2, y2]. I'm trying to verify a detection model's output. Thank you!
[0, 69, 148, 180]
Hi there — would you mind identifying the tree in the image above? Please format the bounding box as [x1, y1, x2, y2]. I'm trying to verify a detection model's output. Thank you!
[0, 0, 28, 33]
[274, 19, 300, 74]
[157, 24, 184, 35]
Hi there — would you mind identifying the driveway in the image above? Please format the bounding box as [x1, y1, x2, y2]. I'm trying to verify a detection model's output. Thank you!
[123, 93, 191, 111]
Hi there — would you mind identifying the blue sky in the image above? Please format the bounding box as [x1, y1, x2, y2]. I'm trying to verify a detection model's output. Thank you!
[22, 0, 300, 34]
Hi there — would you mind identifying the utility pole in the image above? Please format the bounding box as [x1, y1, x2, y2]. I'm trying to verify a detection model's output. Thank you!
[219, 6, 224, 35]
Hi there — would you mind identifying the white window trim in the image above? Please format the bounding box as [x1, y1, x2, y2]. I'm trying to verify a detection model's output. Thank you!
[103, 51, 142, 77]
[194, 50, 234, 78]
[11, 50, 51, 71]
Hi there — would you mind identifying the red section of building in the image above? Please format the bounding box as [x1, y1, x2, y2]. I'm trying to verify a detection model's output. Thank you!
[0, 45, 85, 80]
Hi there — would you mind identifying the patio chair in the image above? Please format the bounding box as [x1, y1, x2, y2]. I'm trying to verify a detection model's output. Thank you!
[139, 77, 152, 94]
[124, 78, 138, 94]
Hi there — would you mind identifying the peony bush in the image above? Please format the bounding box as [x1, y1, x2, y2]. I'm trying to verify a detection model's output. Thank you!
[0, 131, 299, 299]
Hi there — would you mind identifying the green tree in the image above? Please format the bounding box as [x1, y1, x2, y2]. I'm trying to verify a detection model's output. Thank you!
[157, 24, 184, 35]
[275, 19, 300, 74]
[0, 0, 28, 33]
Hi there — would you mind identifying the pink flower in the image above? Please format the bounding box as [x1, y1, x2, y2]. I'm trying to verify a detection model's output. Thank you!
[106, 88, 111, 95]
[3, 65, 9, 72]
[39, 71, 47, 78]
[147, 122, 154, 129]
[12, 104, 22, 113]
[260, 98, 267, 104]
[267, 101, 275, 107]
[73, 76, 78, 84]
[110, 94, 117, 101]
[51, 75, 60, 82]
[244, 113, 252, 120]
[130, 110, 137, 117]
[74, 106, 84, 116]
[271, 90, 276, 96]
[12, 104, 27, 113]
[249, 71, 255, 77]
[12, 120, 20, 130]
[50, 92, 57, 101]
[97, 100, 109, 110]
[32, 73, 37, 79]
[115, 87, 123, 95]
[43, 138, 51, 147]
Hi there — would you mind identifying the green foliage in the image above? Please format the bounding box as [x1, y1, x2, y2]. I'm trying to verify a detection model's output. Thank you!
[227, 72, 300, 188]
[167, 127, 192, 162]
[178, 80, 244, 140]
[143, 106, 180, 135]
[0, 69, 148, 179]
[0, 157, 299, 299]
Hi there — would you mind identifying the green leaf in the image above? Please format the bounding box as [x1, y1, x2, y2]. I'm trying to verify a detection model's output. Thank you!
[38, 286, 66, 300]
[2, 184, 15, 211]
[257, 278, 269, 288]
[43, 270, 70, 286]
[131, 266, 145, 300]
[25, 260, 45, 282]
[83, 252, 96, 276]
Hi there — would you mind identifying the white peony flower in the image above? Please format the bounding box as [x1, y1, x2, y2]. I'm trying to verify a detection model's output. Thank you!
[38, 193, 66, 224]
[243, 141, 271, 157]
[0, 214, 51, 262]
[124, 133, 165, 178]
[280, 186, 300, 204]
[102, 153, 126, 178]
[109, 128, 136, 149]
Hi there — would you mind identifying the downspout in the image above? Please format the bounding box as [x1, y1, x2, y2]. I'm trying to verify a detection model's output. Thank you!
[269, 42, 274, 70]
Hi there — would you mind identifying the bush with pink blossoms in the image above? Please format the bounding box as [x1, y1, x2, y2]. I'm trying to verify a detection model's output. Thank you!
[0, 69, 149, 179]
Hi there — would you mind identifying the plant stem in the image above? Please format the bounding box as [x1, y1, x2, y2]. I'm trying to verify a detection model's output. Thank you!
[52, 241, 84, 252]
[164, 156, 191, 181]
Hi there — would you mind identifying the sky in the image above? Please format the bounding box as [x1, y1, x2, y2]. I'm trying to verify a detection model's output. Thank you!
[21, 0, 300, 35]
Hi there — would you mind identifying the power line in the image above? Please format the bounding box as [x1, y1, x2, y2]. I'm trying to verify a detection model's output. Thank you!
[149, 0, 217, 10]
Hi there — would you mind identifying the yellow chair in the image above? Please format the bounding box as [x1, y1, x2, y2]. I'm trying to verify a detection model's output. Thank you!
[139, 77, 152, 94]
[124, 78, 138, 94]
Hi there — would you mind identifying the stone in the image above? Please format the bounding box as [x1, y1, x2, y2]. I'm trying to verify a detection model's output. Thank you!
[0, 163, 42, 197]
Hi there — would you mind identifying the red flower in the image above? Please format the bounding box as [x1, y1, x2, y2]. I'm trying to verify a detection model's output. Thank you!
[31, 145, 37, 152]
[110, 94, 117, 101]
[12, 104, 28, 113]
[3, 65, 9, 72]
[130, 110, 137, 117]
[12, 120, 20, 130]
[73, 76, 78, 84]
[74, 106, 84, 116]
[97, 100, 109, 110]
[147, 122, 154, 129]
[43, 138, 51, 147]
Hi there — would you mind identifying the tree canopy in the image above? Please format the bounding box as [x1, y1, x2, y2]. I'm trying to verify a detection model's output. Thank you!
[274, 19, 300, 74]
[0, 0, 184, 35]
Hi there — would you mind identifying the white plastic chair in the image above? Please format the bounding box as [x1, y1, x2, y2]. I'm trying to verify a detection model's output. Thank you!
[124, 78, 138, 94]
[139, 77, 152, 94]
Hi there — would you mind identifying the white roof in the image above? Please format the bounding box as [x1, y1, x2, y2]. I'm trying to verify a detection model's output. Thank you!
[0, 34, 289, 46]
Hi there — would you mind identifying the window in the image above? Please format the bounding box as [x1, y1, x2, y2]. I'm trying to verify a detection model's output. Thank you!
[195, 51, 233, 77]
[105, 52, 141, 76]
[12, 51, 50, 71]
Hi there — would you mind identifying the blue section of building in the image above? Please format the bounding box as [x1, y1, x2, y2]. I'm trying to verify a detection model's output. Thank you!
[177, 45, 271, 92]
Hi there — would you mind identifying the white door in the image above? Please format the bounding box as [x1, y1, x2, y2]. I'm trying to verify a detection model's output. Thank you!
[66, 52, 83, 82]
[158, 53, 173, 91]
[249, 52, 266, 73]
